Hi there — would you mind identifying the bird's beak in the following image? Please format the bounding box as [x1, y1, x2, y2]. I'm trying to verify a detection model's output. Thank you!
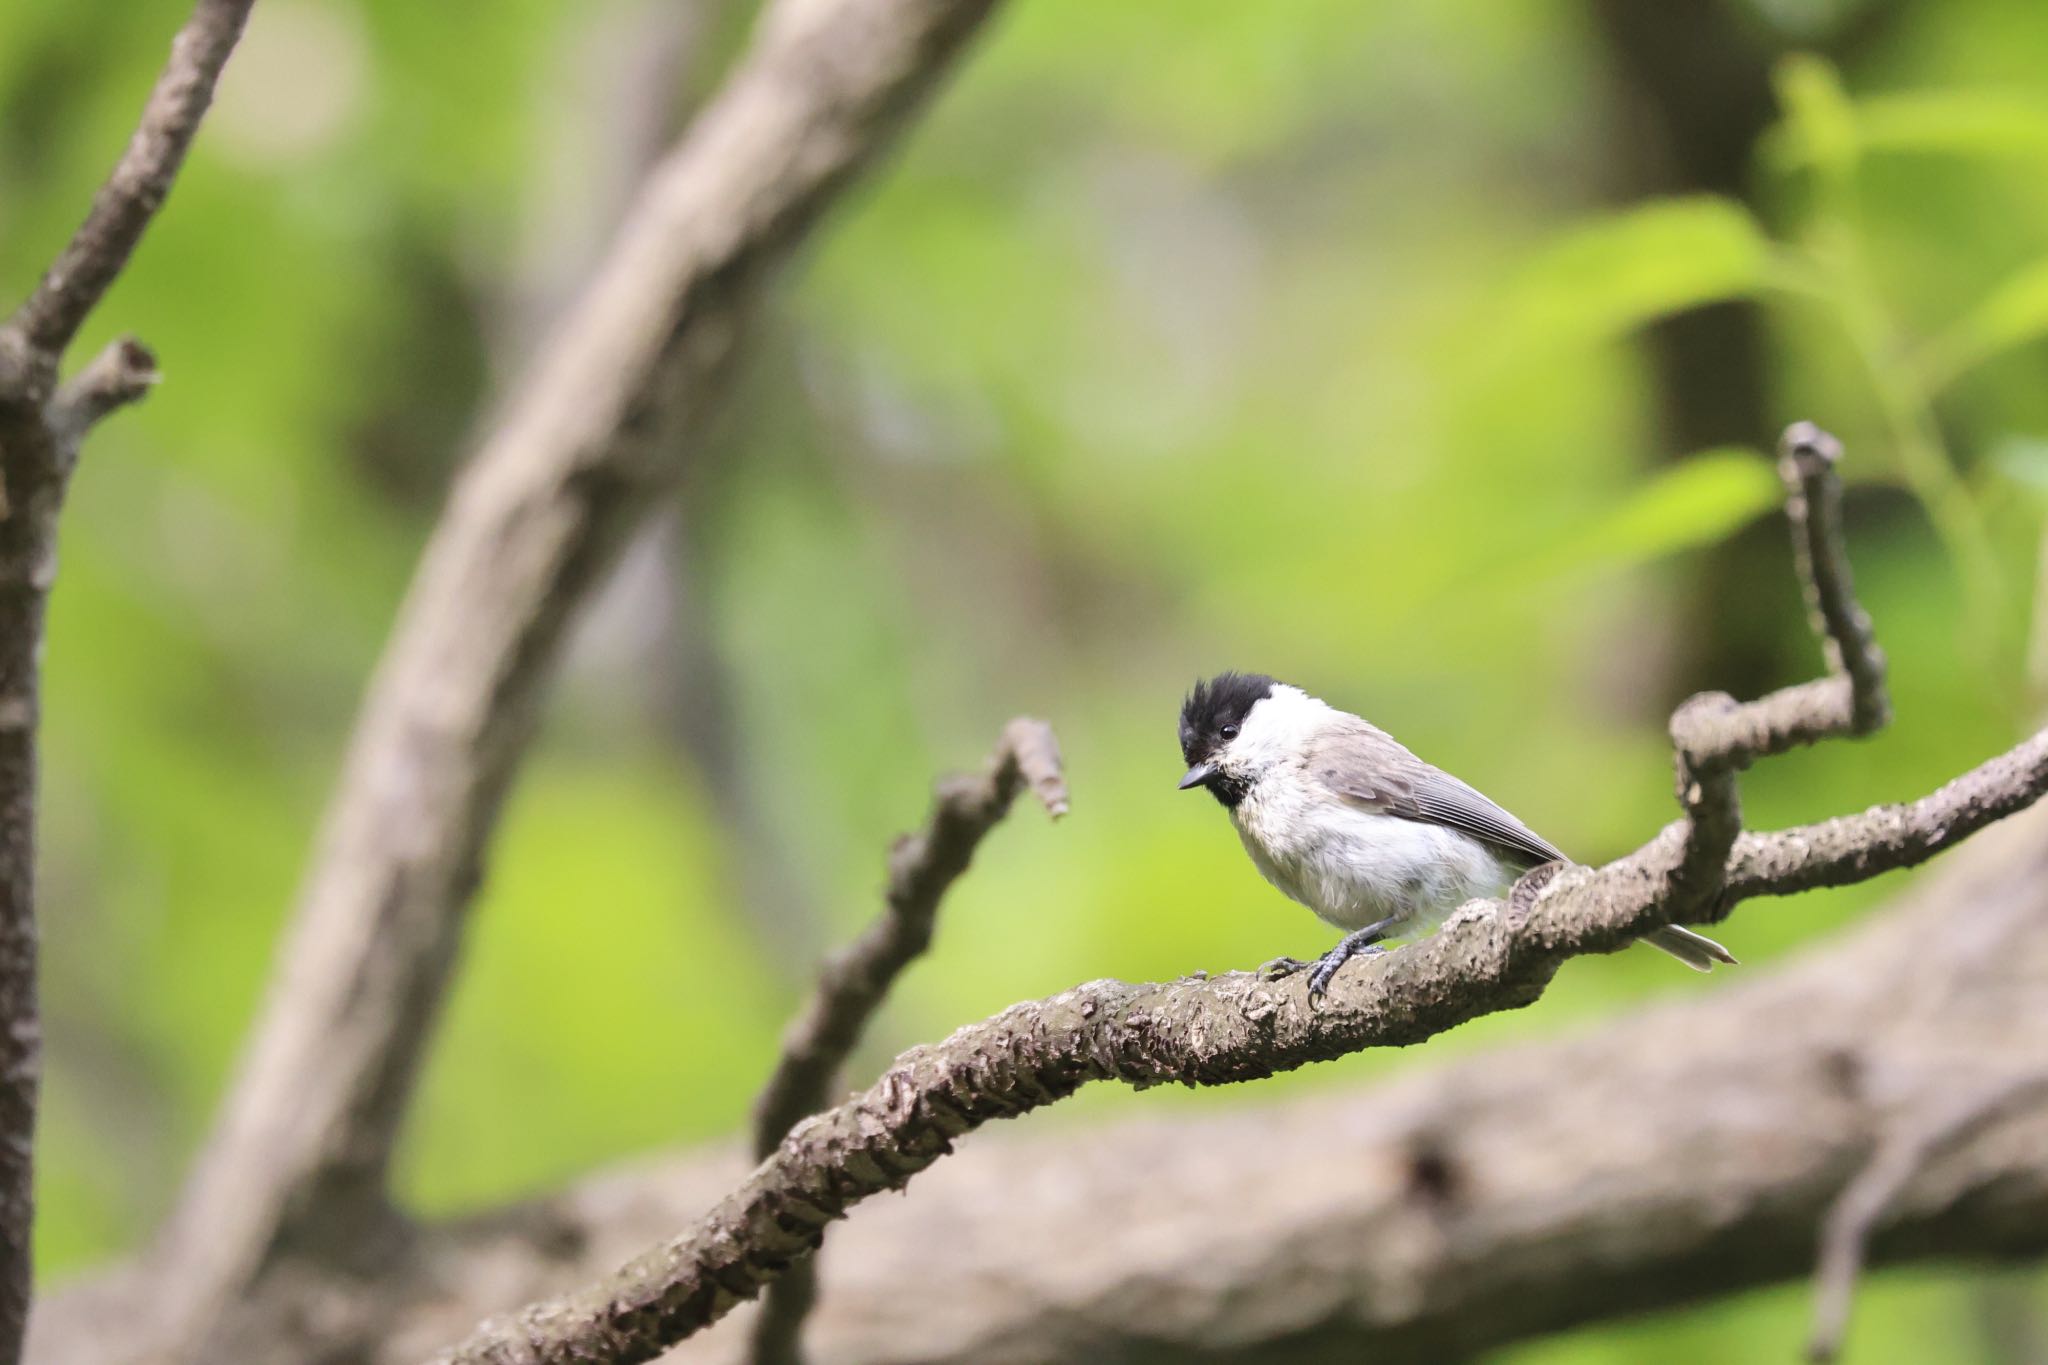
[1178, 762, 1215, 791]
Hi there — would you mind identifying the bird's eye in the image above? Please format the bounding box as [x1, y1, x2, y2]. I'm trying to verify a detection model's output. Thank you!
[1220, 723, 1239, 740]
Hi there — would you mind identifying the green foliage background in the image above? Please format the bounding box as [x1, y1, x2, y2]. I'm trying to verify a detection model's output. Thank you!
[5, 0, 2048, 1357]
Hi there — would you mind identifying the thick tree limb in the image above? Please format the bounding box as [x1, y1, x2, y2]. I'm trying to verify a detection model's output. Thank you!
[421, 427, 2048, 1365]
[420, 732, 2048, 1365]
[748, 719, 1065, 1365]
[1808, 1070, 2048, 1363]
[41, 790, 2048, 1365]
[0, 7, 250, 1361]
[142, 0, 1003, 1357]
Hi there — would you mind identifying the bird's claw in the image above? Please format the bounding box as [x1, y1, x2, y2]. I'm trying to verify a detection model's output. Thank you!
[1307, 943, 1387, 1001]
[1258, 956, 1313, 980]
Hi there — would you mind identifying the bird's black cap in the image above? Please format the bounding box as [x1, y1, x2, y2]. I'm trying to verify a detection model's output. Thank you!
[1179, 671, 1278, 766]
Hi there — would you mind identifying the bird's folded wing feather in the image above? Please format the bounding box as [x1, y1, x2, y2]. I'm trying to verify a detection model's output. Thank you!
[1310, 727, 1568, 868]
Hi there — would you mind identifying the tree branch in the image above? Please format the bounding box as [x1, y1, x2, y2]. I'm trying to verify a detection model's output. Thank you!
[0, 8, 249, 1362]
[141, 0, 1004, 1357]
[420, 425, 2048, 1365]
[1665, 421, 1889, 911]
[6, 0, 254, 358]
[1808, 1070, 2048, 1363]
[748, 719, 1065, 1365]
[28, 793, 2048, 1365]
[45, 337, 161, 448]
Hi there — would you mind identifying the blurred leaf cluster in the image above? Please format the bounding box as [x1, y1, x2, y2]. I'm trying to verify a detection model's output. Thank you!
[5, 0, 2048, 1357]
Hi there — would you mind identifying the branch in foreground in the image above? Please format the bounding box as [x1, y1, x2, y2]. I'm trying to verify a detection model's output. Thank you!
[748, 719, 1065, 1365]
[424, 428, 2046, 1365]
[30, 795, 2048, 1365]
[422, 726, 2048, 1365]
[1665, 422, 1888, 911]
[143, 0, 1004, 1357]
[8, 0, 254, 357]
[0, 6, 248, 1362]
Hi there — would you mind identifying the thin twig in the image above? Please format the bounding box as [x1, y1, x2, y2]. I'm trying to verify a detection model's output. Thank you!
[1808, 1071, 2048, 1362]
[7, 0, 255, 357]
[1665, 422, 1889, 914]
[145, 0, 1005, 1357]
[46, 336, 161, 448]
[747, 718, 1065, 1365]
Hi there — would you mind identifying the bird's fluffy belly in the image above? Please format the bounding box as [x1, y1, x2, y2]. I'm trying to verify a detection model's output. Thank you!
[1233, 794, 1511, 932]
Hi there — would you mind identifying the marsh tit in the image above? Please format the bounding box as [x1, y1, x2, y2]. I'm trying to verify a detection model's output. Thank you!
[1178, 672, 1736, 998]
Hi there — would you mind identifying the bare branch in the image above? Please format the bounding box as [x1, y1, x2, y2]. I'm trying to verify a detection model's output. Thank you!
[1782, 421, 1889, 732]
[31, 798, 2048, 1365]
[752, 718, 1068, 1153]
[1726, 727, 2048, 900]
[46, 337, 161, 447]
[0, 9, 249, 1362]
[5, 0, 254, 358]
[420, 427, 2048, 1365]
[143, 0, 1004, 1356]
[1808, 1071, 2048, 1363]
[1664, 423, 1891, 912]
[748, 719, 1065, 1365]
[421, 725, 2048, 1365]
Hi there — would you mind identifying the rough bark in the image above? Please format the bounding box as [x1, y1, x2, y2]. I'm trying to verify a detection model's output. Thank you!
[0, 4, 251, 1359]
[412, 431, 2048, 1365]
[34, 792, 2048, 1365]
[748, 719, 1065, 1365]
[141, 0, 1003, 1357]
[419, 722, 2048, 1365]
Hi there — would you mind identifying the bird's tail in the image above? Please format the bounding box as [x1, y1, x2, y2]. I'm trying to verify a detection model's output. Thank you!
[1640, 924, 1738, 972]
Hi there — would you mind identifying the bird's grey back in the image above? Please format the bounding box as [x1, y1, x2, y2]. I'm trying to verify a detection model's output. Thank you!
[1305, 721, 1567, 869]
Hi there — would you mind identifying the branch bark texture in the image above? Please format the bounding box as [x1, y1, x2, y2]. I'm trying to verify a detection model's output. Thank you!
[422, 427, 2048, 1365]
[748, 719, 1065, 1365]
[41, 787, 2048, 1365]
[10, 1, 254, 358]
[146, 0, 1003, 1356]
[0, 5, 248, 1360]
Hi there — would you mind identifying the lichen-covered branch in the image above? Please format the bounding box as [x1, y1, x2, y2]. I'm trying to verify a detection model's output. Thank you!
[421, 426, 2048, 1365]
[748, 719, 1065, 1365]
[0, 7, 249, 1361]
[143, 0, 1003, 1358]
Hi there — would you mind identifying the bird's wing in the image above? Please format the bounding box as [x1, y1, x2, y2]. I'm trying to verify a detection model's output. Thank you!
[1310, 726, 1568, 869]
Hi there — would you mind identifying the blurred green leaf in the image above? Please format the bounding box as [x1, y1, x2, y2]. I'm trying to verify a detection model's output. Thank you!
[1763, 83, 2048, 176]
[1769, 53, 1860, 177]
[1489, 198, 1772, 361]
[1988, 436, 2048, 499]
[1915, 256, 2048, 388]
[1856, 90, 2048, 160]
[1505, 448, 1781, 583]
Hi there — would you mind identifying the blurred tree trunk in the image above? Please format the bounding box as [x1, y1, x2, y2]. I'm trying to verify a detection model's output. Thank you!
[1588, 0, 1910, 706]
[1589, 0, 1793, 707]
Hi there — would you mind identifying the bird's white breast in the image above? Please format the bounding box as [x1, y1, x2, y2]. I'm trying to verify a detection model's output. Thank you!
[1231, 772, 1510, 933]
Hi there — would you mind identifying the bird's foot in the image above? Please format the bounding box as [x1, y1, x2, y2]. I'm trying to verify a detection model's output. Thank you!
[1307, 944, 1385, 999]
[1306, 925, 1397, 1000]
[1258, 955, 1314, 980]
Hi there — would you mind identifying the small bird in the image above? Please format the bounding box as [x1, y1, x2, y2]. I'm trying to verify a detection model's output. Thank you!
[1178, 671, 1735, 998]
